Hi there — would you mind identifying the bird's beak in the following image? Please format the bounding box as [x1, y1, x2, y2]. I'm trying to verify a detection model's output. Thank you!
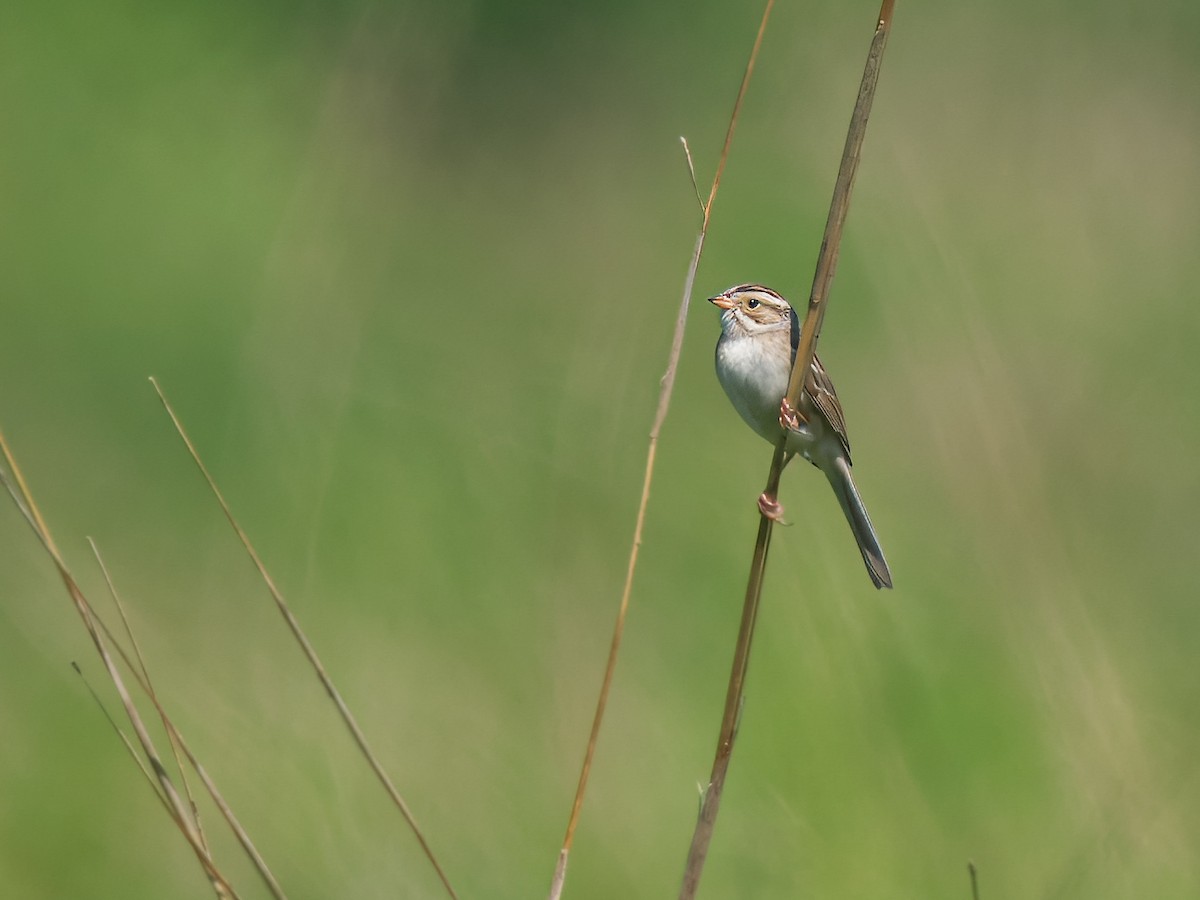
[709, 295, 735, 310]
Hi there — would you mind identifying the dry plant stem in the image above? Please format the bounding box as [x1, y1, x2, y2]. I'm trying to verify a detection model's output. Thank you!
[969, 861, 980, 900]
[123, 643, 285, 899]
[548, 230, 702, 900]
[786, 0, 895, 407]
[677, 503, 778, 900]
[89, 536, 211, 855]
[546, 3, 776, 898]
[70, 661, 258, 900]
[678, 3, 896, 898]
[72, 538, 284, 897]
[5, 486, 281, 900]
[48, 536, 281, 895]
[72, 661, 177, 816]
[149, 378, 460, 900]
[84, 544, 287, 900]
[0, 435, 242, 900]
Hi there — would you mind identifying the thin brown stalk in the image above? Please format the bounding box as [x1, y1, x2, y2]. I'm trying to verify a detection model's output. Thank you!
[82, 542, 286, 899]
[0, 434, 242, 900]
[969, 861, 980, 900]
[89, 536, 211, 855]
[6, 438, 283, 900]
[149, 378, 460, 900]
[546, 3, 776, 898]
[786, 0, 897, 407]
[678, 2, 897, 897]
[103, 603, 287, 899]
[69, 662, 241, 900]
[159, 717, 286, 899]
[71, 661, 174, 813]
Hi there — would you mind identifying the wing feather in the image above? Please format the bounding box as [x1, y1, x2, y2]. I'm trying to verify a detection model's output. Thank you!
[788, 307, 853, 462]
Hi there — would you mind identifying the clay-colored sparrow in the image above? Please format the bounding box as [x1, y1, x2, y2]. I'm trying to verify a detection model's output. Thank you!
[711, 284, 892, 589]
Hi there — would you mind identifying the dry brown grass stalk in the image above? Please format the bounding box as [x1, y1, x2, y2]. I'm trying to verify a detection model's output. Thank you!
[81, 542, 283, 898]
[545, 3, 777, 898]
[88, 536, 212, 855]
[0, 432, 246, 899]
[678, 2, 897, 897]
[149, 378, 459, 900]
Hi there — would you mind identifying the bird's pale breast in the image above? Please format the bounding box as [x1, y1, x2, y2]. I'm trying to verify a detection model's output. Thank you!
[715, 331, 791, 443]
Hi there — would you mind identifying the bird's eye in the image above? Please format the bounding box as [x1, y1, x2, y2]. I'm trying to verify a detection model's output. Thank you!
[746, 298, 760, 309]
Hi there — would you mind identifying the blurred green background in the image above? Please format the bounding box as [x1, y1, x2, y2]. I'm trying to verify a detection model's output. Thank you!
[3, 1, 1198, 897]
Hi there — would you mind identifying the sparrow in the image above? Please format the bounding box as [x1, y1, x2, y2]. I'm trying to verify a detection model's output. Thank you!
[710, 283, 892, 589]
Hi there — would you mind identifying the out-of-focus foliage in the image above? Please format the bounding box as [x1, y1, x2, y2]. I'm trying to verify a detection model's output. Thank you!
[2, 1, 1197, 897]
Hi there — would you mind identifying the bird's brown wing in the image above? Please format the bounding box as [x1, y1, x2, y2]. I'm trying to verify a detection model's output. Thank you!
[807, 354, 853, 463]
[787, 305, 852, 463]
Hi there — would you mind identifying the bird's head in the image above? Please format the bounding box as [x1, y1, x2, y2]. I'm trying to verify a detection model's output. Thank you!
[709, 284, 793, 338]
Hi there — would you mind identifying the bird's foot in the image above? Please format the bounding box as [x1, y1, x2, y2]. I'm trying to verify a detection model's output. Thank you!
[757, 492, 788, 524]
[779, 397, 810, 435]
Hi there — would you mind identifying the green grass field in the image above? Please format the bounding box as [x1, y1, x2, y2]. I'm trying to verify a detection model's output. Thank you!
[3, 1, 1198, 897]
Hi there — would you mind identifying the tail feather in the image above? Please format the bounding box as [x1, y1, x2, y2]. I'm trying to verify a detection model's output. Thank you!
[824, 456, 893, 590]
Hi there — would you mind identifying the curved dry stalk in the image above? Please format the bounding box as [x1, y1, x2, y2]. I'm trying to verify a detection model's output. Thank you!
[785, 0, 897, 407]
[546, 3, 777, 898]
[678, 2, 898, 897]
[86, 548, 287, 900]
[0, 435, 245, 900]
[71, 535, 284, 899]
[89, 536, 212, 855]
[71, 661, 178, 816]
[149, 379, 459, 900]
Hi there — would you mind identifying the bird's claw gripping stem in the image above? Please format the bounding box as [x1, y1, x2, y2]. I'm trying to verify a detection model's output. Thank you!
[757, 492, 787, 524]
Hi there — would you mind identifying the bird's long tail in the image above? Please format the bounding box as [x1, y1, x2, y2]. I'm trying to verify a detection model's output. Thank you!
[824, 456, 893, 589]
